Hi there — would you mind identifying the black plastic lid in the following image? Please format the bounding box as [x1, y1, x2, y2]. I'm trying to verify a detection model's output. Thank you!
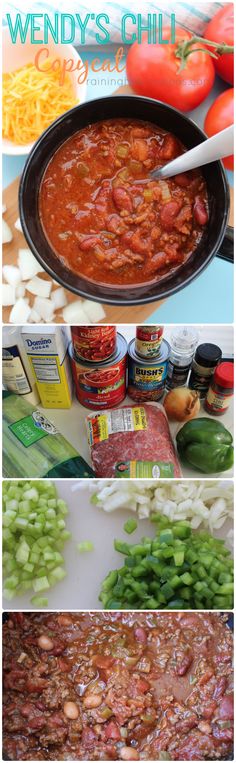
[194, 343, 222, 368]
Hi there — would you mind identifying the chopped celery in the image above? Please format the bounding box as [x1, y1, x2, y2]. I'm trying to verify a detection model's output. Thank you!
[2, 480, 70, 607]
[76, 541, 94, 552]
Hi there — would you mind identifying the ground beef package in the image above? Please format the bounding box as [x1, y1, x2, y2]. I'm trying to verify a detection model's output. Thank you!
[86, 402, 182, 478]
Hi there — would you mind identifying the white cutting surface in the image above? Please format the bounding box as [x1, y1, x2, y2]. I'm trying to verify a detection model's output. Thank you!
[3, 480, 233, 611]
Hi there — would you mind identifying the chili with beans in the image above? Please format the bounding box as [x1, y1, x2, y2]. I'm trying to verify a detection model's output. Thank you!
[39, 119, 209, 286]
[3, 612, 233, 761]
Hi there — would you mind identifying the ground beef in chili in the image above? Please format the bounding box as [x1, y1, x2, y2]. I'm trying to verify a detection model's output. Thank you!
[3, 612, 233, 761]
[39, 119, 209, 286]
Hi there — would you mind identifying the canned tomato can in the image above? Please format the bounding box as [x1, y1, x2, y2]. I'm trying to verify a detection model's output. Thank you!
[128, 338, 170, 402]
[69, 333, 127, 409]
[71, 325, 117, 363]
[135, 325, 164, 358]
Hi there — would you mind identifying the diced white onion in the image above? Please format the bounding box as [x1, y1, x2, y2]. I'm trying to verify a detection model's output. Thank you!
[26, 276, 52, 298]
[2, 265, 21, 288]
[18, 249, 44, 280]
[9, 298, 31, 324]
[16, 284, 26, 298]
[33, 296, 55, 322]
[62, 300, 89, 324]
[51, 287, 67, 310]
[2, 284, 16, 306]
[83, 299, 106, 323]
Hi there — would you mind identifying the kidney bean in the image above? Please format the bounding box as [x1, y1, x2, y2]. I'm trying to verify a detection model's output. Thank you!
[63, 701, 79, 720]
[212, 724, 233, 744]
[160, 200, 182, 231]
[176, 653, 193, 676]
[104, 721, 121, 740]
[20, 704, 35, 717]
[193, 196, 208, 225]
[175, 716, 198, 733]
[92, 655, 114, 670]
[201, 701, 217, 719]
[174, 172, 191, 187]
[26, 678, 48, 693]
[28, 716, 46, 730]
[198, 670, 214, 686]
[212, 676, 227, 699]
[134, 627, 147, 644]
[79, 235, 102, 251]
[112, 186, 133, 213]
[81, 726, 97, 747]
[217, 693, 234, 720]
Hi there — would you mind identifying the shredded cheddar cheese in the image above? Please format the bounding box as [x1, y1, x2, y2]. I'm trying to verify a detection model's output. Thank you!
[3, 60, 79, 145]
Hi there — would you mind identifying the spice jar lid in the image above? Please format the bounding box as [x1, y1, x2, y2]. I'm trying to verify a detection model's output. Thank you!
[195, 343, 222, 367]
[214, 362, 234, 389]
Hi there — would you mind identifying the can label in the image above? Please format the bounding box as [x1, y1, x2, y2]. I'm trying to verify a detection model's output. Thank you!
[205, 387, 233, 414]
[135, 326, 163, 358]
[71, 356, 126, 409]
[72, 326, 116, 362]
[114, 460, 174, 478]
[128, 358, 168, 401]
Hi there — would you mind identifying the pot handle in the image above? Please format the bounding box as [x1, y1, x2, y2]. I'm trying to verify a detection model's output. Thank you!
[216, 225, 234, 263]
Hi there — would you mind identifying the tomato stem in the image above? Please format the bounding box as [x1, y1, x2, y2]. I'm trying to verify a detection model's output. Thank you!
[175, 35, 234, 71]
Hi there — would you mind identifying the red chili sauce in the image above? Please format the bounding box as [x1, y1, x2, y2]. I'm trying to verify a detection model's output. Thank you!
[3, 612, 233, 761]
[39, 119, 209, 286]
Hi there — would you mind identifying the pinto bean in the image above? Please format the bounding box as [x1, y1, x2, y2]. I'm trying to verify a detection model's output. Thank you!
[120, 746, 139, 760]
[37, 635, 54, 651]
[83, 693, 103, 709]
[63, 701, 79, 720]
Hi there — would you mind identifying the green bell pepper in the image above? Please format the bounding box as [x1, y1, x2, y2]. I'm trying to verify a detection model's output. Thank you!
[176, 418, 234, 474]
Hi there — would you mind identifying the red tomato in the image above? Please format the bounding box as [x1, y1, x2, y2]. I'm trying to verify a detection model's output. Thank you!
[126, 27, 215, 112]
[204, 4, 234, 85]
[204, 89, 234, 170]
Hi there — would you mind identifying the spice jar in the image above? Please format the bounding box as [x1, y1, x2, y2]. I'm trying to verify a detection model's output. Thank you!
[189, 343, 222, 398]
[205, 362, 234, 416]
[166, 327, 198, 389]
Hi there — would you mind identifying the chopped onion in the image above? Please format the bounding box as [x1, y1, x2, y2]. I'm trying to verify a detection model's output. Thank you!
[33, 296, 55, 322]
[18, 249, 44, 280]
[29, 308, 42, 323]
[62, 300, 89, 324]
[2, 284, 16, 306]
[83, 299, 106, 323]
[2, 219, 13, 243]
[14, 217, 23, 232]
[51, 287, 68, 310]
[26, 276, 52, 299]
[16, 284, 26, 298]
[9, 297, 31, 324]
[159, 180, 171, 202]
[89, 480, 233, 531]
[2, 265, 21, 288]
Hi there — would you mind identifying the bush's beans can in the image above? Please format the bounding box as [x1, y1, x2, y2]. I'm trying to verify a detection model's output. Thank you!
[128, 338, 170, 402]
[135, 325, 164, 358]
[69, 333, 127, 409]
[71, 325, 117, 363]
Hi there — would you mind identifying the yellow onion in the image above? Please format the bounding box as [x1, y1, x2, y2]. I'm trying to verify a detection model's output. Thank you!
[164, 387, 200, 422]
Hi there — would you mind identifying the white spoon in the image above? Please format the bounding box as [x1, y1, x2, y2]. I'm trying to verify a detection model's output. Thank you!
[151, 124, 234, 180]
